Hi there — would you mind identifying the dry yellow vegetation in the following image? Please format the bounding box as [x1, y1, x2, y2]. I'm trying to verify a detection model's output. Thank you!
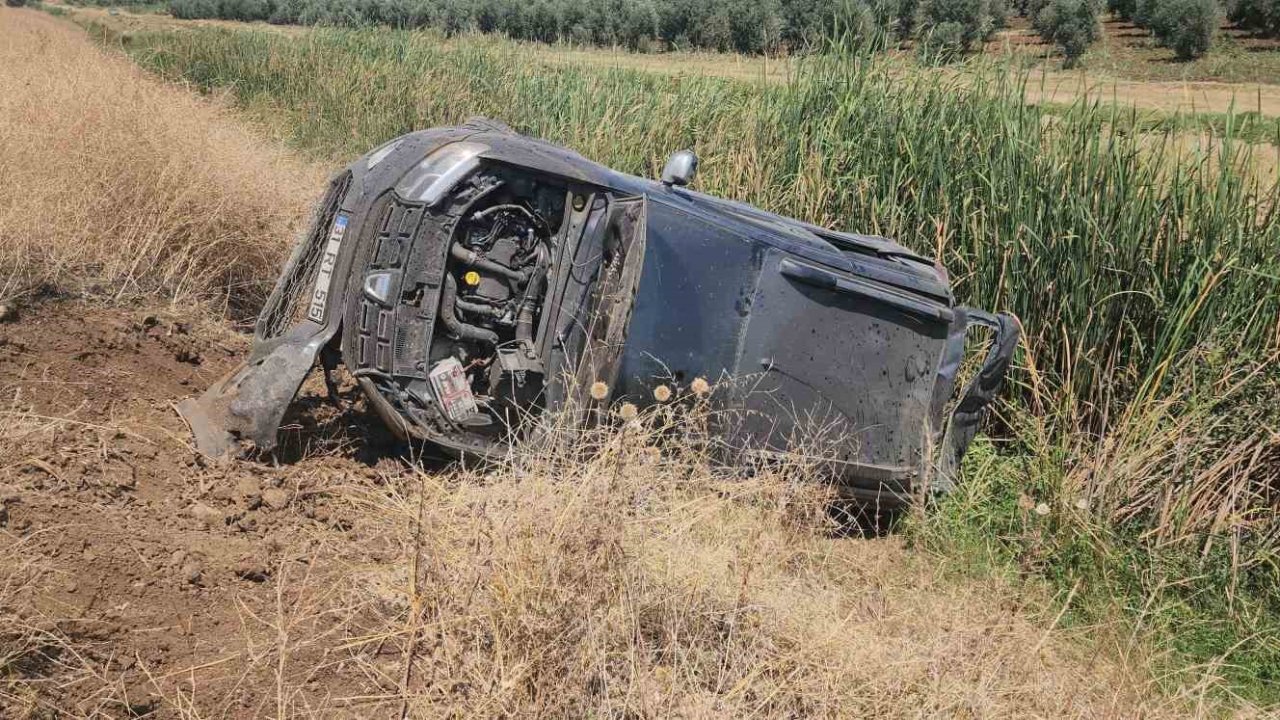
[0, 8, 322, 312]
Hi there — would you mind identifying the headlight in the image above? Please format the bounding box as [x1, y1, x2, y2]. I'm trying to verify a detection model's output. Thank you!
[394, 142, 488, 206]
[365, 138, 404, 170]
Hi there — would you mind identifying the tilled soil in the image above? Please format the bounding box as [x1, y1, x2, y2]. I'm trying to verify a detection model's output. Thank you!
[0, 300, 414, 716]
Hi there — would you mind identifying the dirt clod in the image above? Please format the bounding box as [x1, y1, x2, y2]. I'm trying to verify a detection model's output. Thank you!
[233, 556, 269, 583]
[262, 487, 290, 511]
[189, 501, 224, 528]
[181, 559, 203, 585]
[236, 476, 262, 510]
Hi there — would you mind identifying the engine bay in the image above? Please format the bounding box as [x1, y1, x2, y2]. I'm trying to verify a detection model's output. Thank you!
[343, 163, 617, 454]
[432, 174, 559, 430]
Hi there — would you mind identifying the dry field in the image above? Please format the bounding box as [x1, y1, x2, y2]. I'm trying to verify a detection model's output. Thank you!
[0, 7, 1250, 718]
[0, 4, 322, 311]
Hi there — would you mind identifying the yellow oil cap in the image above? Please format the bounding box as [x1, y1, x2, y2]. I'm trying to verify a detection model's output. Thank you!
[462, 270, 481, 287]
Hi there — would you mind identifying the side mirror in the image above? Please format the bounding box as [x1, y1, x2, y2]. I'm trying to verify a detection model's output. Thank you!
[660, 150, 698, 188]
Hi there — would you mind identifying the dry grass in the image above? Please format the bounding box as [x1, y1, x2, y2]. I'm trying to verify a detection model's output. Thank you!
[0, 8, 323, 313]
[268, 404, 1196, 719]
[1065, 350, 1280, 581]
[0, 525, 125, 716]
[0, 366, 1207, 717]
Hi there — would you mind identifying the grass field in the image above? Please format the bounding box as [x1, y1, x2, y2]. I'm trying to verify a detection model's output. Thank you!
[2, 4, 1279, 714]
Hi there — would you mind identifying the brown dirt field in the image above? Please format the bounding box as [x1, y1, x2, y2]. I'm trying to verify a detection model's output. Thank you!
[0, 300, 411, 715]
[0, 301, 1213, 717]
[1, 295, 1263, 717]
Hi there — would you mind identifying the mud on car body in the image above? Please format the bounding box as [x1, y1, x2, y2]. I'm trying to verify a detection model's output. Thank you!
[180, 119, 1019, 506]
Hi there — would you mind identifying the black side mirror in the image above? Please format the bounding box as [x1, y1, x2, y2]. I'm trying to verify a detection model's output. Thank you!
[660, 150, 698, 187]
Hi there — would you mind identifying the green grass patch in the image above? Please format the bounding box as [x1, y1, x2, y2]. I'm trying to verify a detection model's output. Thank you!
[912, 365, 1280, 705]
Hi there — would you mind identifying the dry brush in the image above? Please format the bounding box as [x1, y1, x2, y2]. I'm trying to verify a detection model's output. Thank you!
[0, 9, 323, 314]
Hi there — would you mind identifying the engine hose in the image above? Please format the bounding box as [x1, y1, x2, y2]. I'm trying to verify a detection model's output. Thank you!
[441, 274, 499, 345]
[455, 297, 504, 318]
[515, 246, 550, 347]
[470, 203, 550, 236]
[471, 203, 538, 224]
[449, 244, 526, 282]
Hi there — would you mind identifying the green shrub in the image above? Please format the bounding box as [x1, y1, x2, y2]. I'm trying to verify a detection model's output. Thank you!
[897, 0, 921, 34]
[828, 0, 902, 45]
[1013, 0, 1041, 16]
[1035, 0, 1098, 66]
[1152, 0, 1218, 59]
[1106, 0, 1136, 19]
[1020, 0, 1048, 22]
[1228, 0, 1280, 36]
[169, 0, 207, 17]
[1132, 0, 1160, 26]
[914, 0, 997, 59]
[978, 0, 1009, 29]
[916, 19, 965, 61]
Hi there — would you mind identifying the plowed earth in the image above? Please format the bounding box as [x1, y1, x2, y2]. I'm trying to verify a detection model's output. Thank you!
[0, 300, 413, 716]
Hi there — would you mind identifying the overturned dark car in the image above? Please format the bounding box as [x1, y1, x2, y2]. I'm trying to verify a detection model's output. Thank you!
[180, 120, 1018, 506]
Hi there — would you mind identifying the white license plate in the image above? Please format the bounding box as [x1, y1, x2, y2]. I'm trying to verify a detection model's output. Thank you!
[307, 213, 348, 323]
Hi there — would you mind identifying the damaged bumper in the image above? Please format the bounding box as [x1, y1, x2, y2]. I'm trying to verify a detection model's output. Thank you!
[178, 331, 330, 458]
